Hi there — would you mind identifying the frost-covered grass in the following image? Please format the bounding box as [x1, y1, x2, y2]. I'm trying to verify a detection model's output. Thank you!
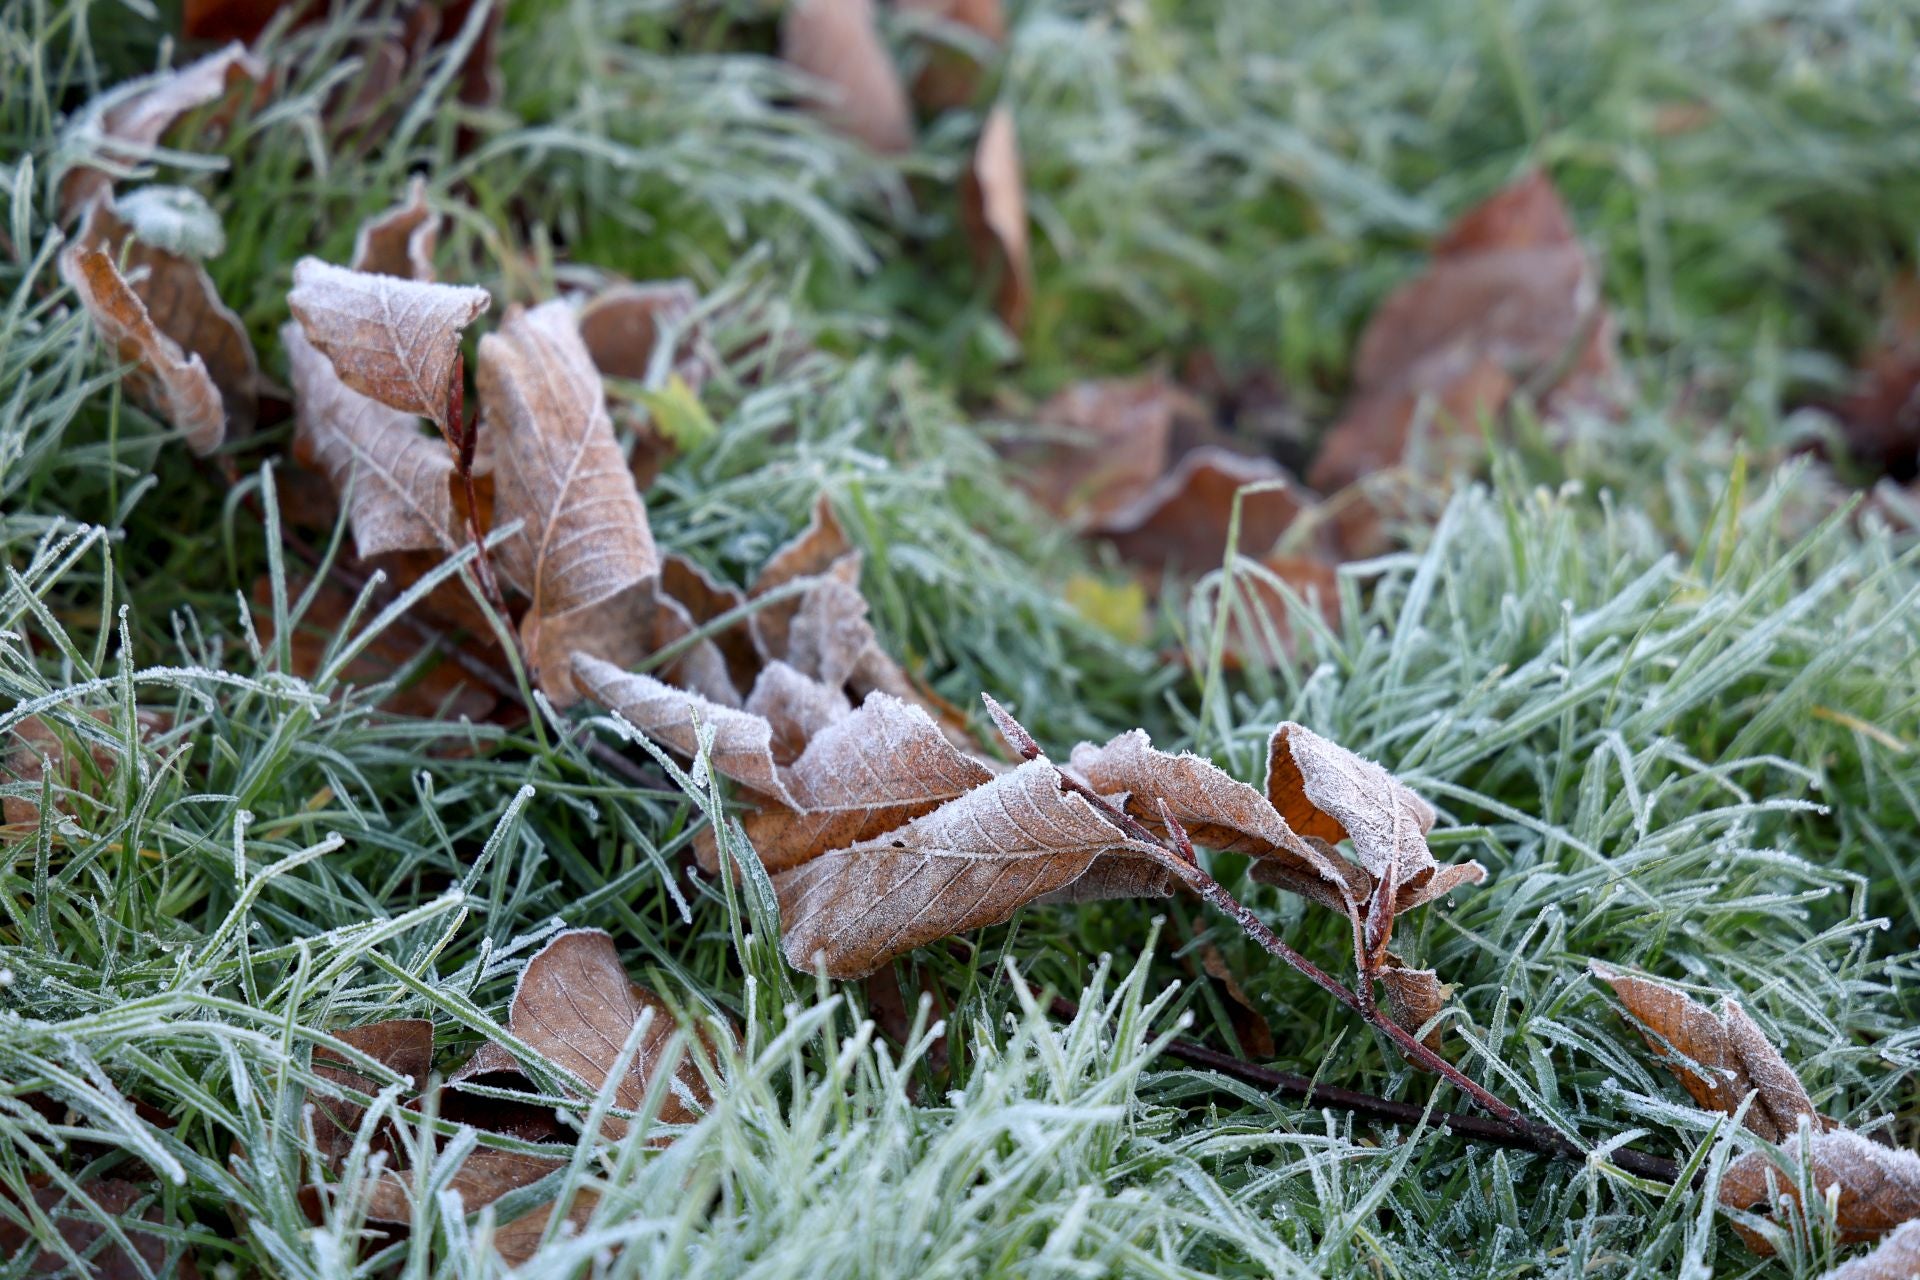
[3, 0, 1920, 1276]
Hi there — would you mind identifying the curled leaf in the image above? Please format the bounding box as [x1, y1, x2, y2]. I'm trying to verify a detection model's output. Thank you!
[579, 279, 714, 391]
[960, 105, 1030, 331]
[738, 690, 995, 873]
[1592, 964, 1821, 1141]
[663, 555, 758, 693]
[59, 240, 227, 453]
[1265, 722, 1440, 896]
[351, 176, 439, 281]
[479, 300, 659, 700]
[288, 257, 490, 428]
[774, 758, 1173, 978]
[1719, 1129, 1920, 1252]
[59, 42, 267, 216]
[781, 0, 915, 154]
[284, 320, 457, 559]
[1378, 955, 1452, 1055]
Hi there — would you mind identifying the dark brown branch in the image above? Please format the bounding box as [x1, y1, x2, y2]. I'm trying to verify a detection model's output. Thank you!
[1048, 994, 1681, 1184]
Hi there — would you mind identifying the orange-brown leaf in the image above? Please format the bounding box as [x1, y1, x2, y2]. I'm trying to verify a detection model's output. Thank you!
[350, 176, 439, 281]
[744, 660, 851, 764]
[59, 241, 227, 454]
[960, 105, 1031, 331]
[774, 758, 1173, 978]
[1265, 722, 1441, 894]
[1719, 1129, 1920, 1252]
[1007, 376, 1193, 529]
[1309, 353, 1513, 494]
[1378, 955, 1452, 1056]
[1593, 965, 1820, 1142]
[781, 0, 915, 154]
[0, 1180, 201, 1279]
[362, 1148, 595, 1265]
[1094, 448, 1309, 575]
[898, 0, 1006, 110]
[288, 258, 490, 428]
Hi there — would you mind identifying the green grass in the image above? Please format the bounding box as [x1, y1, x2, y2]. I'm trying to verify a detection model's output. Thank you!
[3, 0, 1920, 1276]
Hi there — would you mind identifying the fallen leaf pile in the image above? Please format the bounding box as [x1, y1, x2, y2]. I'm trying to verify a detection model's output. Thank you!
[300, 930, 720, 1264]
[1593, 965, 1920, 1274]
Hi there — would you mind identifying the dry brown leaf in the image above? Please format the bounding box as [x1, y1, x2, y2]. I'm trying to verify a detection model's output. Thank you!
[1592, 964, 1821, 1142]
[363, 1148, 595, 1265]
[1194, 934, 1276, 1059]
[0, 1179, 201, 1279]
[351, 176, 439, 281]
[1719, 1130, 1920, 1252]
[1264, 722, 1441, 896]
[573, 655, 794, 803]
[1309, 353, 1513, 495]
[285, 321, 457, 559]
[897, 0, 1005, 110]
[748, 496, 856, 662]
[781, 0, 915, 154]
[738, 690, 995, 874]
[1068, 727, 1364, 910]
[1825, 1219, 1920, 1280]
[1094, 448, 1310, 576]
[1007, 376, 1193, 529]
[663, 555, 759, 693]
[288, 257, 490, 428]
[1216, 553, 1342, 669]
[787, 572, 875, 690]
[579, 280, 714, 391]
[182, 0, 301, 43]
[308, 1018, 434, 1167]
[70, 195, 259, 435]
[1821, 275, 1920, 482]
[745, 660, 852, 764]
[960, 105, 1031, 331]
[491, 929, 718, 1141]
[3, 711, 169, 833]
[1378, 955, 1452, 1055]
[59, 241, 227, 454]
[774, 757, 1173, 978]
[59, 43, 268, 216]
[478, 300, 659, 702]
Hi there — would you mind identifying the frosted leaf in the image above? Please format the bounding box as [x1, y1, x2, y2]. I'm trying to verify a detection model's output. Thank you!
[284, 320, 456, 559]
[60, 240, 226, 453]
[350, 175, 439, 282]
[573, 654, 793, 804]
[1069, 727, 1361, 907]
[1266, 722, 1440, 894]
[745, 660, 851, 765]
[739, 690, 995, 873]
[774, 758, 1174, 978]
[787, 572, 873, 690]
[1378, 955, 1452, 1055]
[959, 105, 1029, 331]
[1719, 1129, 1920, 1252]
[308, 1019, 434, 1167]
[288, 257, 490, 427]
[1823, 1220, 1920, 1280]
[781, 0, 914, 154]
[113, 185, 225, 258]
[59, 42, 267, 215]
[749, 494, 854, 662]
[479, 300, 659, 699]
[1593, 964, 1820, 1142]
[664, 554, 757, 693]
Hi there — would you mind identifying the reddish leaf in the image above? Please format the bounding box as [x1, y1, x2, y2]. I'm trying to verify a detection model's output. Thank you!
[0, 1180, 200, 1279]
[782, 0, 915, 154]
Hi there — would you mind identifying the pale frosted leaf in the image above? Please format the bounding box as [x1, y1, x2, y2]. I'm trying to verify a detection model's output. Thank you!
[1719, 1130, 1920, 1251]
[745, 660, 851, 764]
[788, 573, 873, 689]
[59, 42, 267, 214]
[480, 299, 659, 689]
[1593, 964, 1819, 1142]
[284, 321, 456, 559]
[1824, 1220, 1920, 1280]
[749, 494, 854, 661]
[1266, 722, 1438, 893]
[60, 241, 225, 453]
[351, 176, 439, 281]
[781, 0, 914, 154]
[774, 758, 1172, 977]
[573, 654, 792, 803]
[960, 105, 1030, 330]
[740, 690, 994, 873]
[849, 643, 978, 752]
[1069, 728, 1360, 906]
[113, 185, 225, 258]
[499, 929, 717, 1141]
[288, 257, 489, 427]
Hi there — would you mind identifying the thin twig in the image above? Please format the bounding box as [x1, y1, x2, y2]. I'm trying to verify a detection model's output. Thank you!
[1047, 995, 1682, 1185]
